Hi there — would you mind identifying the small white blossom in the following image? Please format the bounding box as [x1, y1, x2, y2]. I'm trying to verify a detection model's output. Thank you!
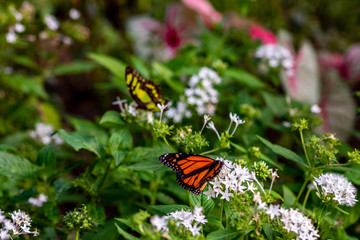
[204, 160, 254, 201]
[0, 209, 38, 239]
[151, 207, 207, 237]
[69, 8, 81, 20]
[206, 121, 220, 139]
[14, 23, 25, 33]
[61, 35, 73, 45]
[255, 44, 293, 71]
[44, 15, 59, 30]
[266, 204, 281, 219]
[128, 105, 138, 117]
[313, 173, 357, 207]
[310, 104, 321, 114]
[6, 31, 17, 43]
[29, 123, 63, 145]
[28, 193, 48, 207]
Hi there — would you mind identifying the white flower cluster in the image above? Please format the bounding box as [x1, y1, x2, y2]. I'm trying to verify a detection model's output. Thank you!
[255, 44, 293, 71]
[166, 67, 221, 122]
[6, 5, 27, 43]
[313, 173, 357, 207]
[0, 209, 38, 239]
[29, 123, 63, 145]
[44, 15, 59, 31]
[28, 193, 48, 207]
[150, 206, 207, 236]
[204, 160, 255, 201]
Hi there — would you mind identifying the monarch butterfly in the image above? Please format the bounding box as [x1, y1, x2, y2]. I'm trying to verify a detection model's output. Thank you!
[125, 66, 168, 111]
[159, 153, 223, 195]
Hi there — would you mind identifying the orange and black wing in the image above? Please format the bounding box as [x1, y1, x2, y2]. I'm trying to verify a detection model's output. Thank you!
[159, 153, 223, 195]
[125, 66, 168, 111]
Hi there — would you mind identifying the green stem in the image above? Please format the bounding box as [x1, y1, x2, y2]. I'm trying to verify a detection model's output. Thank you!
[302, 187, 312, 213]
[299, 129, 311, 167]
[220, 199, 224, 223]
[200, 147, 221, 155]
[292, 178, 309, 208]
[163, 137, 175, 152]
[97, 159, 114, 194]
[316, 163, 351, 169]
[75, 230, 80, 240]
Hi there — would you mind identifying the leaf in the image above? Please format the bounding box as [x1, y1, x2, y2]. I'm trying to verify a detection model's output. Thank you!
[57, 130, 100, 157]
[109, 128, 132, 151]
[52, 61, 96, 76]
[282, 185, 296, 208]
[88, 53, 126, 77]
[37, 146, 56, 168]
[206, 229, 239, 240]
[263, 224, 274, 240]
[0, 152, 36, 179]
[68, 117, 108, 145]
[262, 92, 287, 117]
[100, 111, 125, 127]
[114, 224, 140, 240]
[224, 68, 265, 89]
[130, 55, 149, 77]
[257, 135, 307, 168]
[148, 205, 191, 215]
[189, 193, 215, 215]
[124, 158, 163, 171]
[152, 62, 184, 93]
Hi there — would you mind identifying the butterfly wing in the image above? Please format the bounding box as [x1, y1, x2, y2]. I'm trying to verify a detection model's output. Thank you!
[159, 153, 223, 195]
[125, 66, 168, 111]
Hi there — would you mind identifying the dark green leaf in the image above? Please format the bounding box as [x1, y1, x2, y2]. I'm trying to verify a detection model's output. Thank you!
[282, 185, 296, 208]
[124, 158, 163, 171]
[224, 68, 265, 89]
[130, 55, 149, 77]
[206, 229, 239, 240]
[262, 92, 287, 117]
[152, 62, 184, 93]
[37, 146, 56, 168]
[257, 136, 307, 168]
[57, 130, 100, 157]
[88, 53, 126, 77]
[263, 224, 274, 240]
[189, 193, 215, 215]
[114, 223, 139, 240]
[0, 152, 36, 179]
[52, 61, 96, 76]
[100, 111, 125, 127]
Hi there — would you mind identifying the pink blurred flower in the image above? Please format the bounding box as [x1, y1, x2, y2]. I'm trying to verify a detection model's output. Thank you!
[250, 24, 277, 44]
[341, 44, 360, 81]
[126, 3, 199, 61]
[182, 0, 222, 27]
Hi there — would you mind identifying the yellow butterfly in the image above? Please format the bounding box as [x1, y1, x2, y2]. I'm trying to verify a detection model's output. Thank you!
[125, 66, 168, 111]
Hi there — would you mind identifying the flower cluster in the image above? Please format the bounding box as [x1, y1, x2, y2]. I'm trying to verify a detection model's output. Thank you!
[29, 123, 63, 145]
[28, 194, 48, 207]
[0, 209, 38, 239]
[204, 160, 255, 201]
[255, 44, 293, 72]
[150, 206, 207, 236]
[166, 67, 221, 122]
[6, 3, 29, 43]
[313, 173, 357, 206]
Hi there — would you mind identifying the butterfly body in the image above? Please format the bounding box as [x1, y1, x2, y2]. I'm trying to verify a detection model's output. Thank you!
[125, 66, 168, 111]
[159, 153, 223, 195]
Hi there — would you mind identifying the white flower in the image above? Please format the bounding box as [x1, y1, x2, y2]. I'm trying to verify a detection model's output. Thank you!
[14, 24, 25, 33]
[69, 8, 81, 20]
[6, 31, 17, 43]
[276, 208, 319, 240]
[0, 229, 10, 240]
[29, 123, 63, 145]
[128, 105, 138, 117]
[204, 160, 254, 201]
[150, 215, 168, 232]
[313, 173, 357, 206]
[0, 209, 38, 238]
[61, 36, 73, 45]
[310, 104, 321, 114]
[255, 44, 293, 71]
[206, 121, 220, 139]
[28, 193, 48, 207]
[44, 15, 59, 30]
[266, 204, 281, 219]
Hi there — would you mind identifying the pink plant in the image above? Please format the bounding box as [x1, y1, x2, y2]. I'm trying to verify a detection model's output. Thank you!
[250, 24, 277, 44]
[182, 0, 222, 27]
[341, 44, 360, 81]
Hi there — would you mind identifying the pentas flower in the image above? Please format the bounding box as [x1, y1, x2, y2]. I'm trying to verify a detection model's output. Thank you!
[150, 207, 207, 237]
[204, 160, 254, 201]
[28, 193, 48, 207]
[44, 15, 59, 30]
[313, 173, 357, 207]
[0, 209, 38, 239]
[255, 44, 293, 71]
[29, 123, 63, 145]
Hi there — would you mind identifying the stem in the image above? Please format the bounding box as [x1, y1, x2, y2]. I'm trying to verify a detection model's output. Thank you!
[188, 191, 191, 207]
[316, 163, 351, 169]
[220, 199, 224, 223]
[75, 230, 80, 240]
[97, 158, 114, 194]
[292, 178, 309, 208]
[302, 187, 312, 213]
[299, 129, 311, 167]
[200, 147, 221, 155]
[162, 137, 175, 152]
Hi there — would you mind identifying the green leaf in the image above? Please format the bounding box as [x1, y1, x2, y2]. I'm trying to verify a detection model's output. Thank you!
[37, 146, 56, 168]
[206, 229, 239, 240]
[263, 224, 274, 240]
[57, 130, 100, 157]
[68, 117, 108, 145]
[130, 55, 149, 77]
[257, 135, 307, 168]
[99, 111, 125, 127]
[52, 61, 96, 76]
[262, 92, 287, 117]
[282, 185, 296, 208]
[109, 129, 132, 151]
[124, 158, 163, 171]
[152, 62, 184, 93]
[189, 193, 215, 215]
[88, 53, 126, 77]
[12, 55, 39, 71]
[148, 205, 191, 215]
[224, 68, 265, 89]
[0, 152, 36, 179]
[114, 223, 139, 240]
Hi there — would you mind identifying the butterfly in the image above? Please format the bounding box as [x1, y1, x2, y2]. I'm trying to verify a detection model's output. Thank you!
[159, 153, 223, 195]
[125, 66, 168, 111]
